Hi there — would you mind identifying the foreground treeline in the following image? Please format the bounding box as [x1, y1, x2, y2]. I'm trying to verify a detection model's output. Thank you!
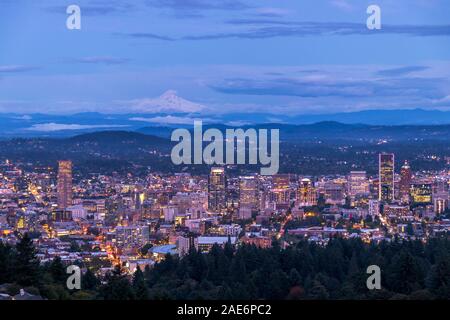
[1, 234, 450, 300]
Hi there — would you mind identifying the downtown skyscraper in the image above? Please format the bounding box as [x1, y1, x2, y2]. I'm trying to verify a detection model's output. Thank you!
[272, 174, 291, 207]
[57, 160, 73, 210]
[298, 178, 317, 207]
[239, 176, 259, 210]
[348, 171, 369, 199]
[379, 153, 395, 202]
[399, 160, 412, 203]
[208, 167, 226, 212]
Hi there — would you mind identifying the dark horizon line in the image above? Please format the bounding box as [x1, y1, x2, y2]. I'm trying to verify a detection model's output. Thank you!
[0, 107, 449, 117]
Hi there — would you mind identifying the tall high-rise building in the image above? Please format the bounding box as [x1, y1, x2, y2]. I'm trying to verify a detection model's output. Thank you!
[271, 174, 291, 207]
[432, 179, 449, 214]
[208, 167, 226, 212]
[379, 153, 395, 202]
[348, 171, 369, 198]
[399, 160, 412, 203]
[298, 178, 317, 207]
[239, 176, 258, 210]
[57, 160, 73, 210]
[323, 181, 345, 205]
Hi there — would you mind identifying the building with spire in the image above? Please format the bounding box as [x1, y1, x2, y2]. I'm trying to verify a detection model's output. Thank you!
[379, 153, 395, 202]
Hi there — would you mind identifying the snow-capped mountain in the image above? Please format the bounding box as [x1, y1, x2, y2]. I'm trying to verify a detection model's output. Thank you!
[127, 90, 206, 113]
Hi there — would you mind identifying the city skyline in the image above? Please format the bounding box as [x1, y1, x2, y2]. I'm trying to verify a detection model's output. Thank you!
[0, 116, 449, 301]
[1, 0, 450, 304]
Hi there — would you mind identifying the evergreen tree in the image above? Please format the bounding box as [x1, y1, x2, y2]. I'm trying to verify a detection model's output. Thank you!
[224, 238, 234, 260]
[143, 264, 155, 287]
[230, 252, 246, 283]
[217, 283, 233, 299]
[288, 268, 302, 287]
[49, 256, 67, 284]
[83, 268, 100, 291]
[387, 251, 424, 294]
[99, 265, 135, 300]
[426, 257, 450, 298]
[5, 233, 450, 300]
[187, 249, 208, 282]
[132, 268, 149, 300]
[0, 242, 14, 284]
[308, 280, 329, 299]
[15, 233, 41, 286]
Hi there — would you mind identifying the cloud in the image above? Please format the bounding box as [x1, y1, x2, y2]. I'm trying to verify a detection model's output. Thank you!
[0, 65, 39, 73]
[225, 120, 252, 126]
[122, 33, 175, 41]
[431, 95, 450, 106]
[116, 19, 450, 42]
[144, 0, 252, 19]
[26, 123, 129, 132]
[146, 0, 251, 11]
[377, 66, 430, 77]
[210, 78, 372, 97]
[209, 76, 443, 99]
[330, 0, 354, 11]
[254, 7, 291, 18]
[129, 115, 212, 124]
[70, 56, 130, 65]
[266, 117, 285, 123]
[12, 115, 32, 120]
[182, 21, 450, 40]
[45, 1, 135, 16]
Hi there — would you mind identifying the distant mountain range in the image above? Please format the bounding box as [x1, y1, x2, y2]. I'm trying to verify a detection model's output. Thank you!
[2, 121, 450, 142]
[138, 121, 450, 141]
[214, 109, 450, 126]
[1, 128, 448, 176]
[2, 108, 450, 138]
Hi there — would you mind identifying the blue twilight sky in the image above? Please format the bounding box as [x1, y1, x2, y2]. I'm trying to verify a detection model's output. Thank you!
[1, 0, 450, 116]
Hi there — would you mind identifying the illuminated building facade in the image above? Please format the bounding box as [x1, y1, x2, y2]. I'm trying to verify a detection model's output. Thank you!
[348, 171, 369, 199]
[434, 197, 448, 215]
[324, 182, 344, 205]
[239, 176, 258, 210]
[368, 199, 380, 216]
[57, 160, 73, 210]
[384, 204, 410, 217]
[197, 236, 237, 253]
[298, 178, 317, 207]
[208, 167, 227, 212]
[271, 174, 291, 207]
[411, 183, 432, 204]
[178, 234, 199, 256]
[115, 225, 150, 248]
[399, 160, 412, 203]
[432, 179, 449, 214]
[379, 153, 395, 202]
